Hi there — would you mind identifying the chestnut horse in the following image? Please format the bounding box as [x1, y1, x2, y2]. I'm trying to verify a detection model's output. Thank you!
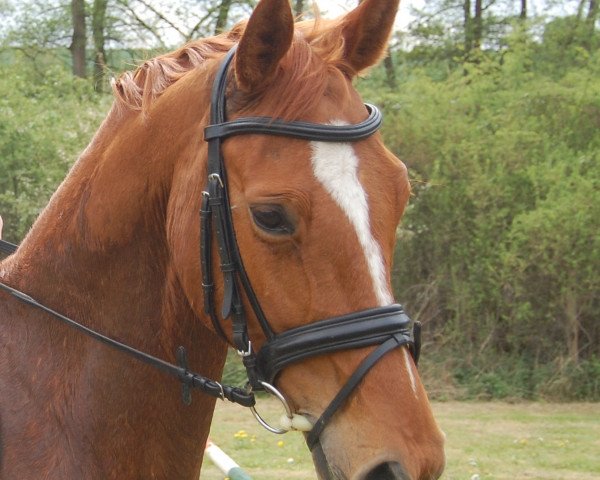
[0, 0, 445, 479]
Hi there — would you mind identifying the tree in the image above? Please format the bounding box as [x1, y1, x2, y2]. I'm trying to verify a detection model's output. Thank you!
[520, 0, 527, 19]
[508, 165, 600, 366]
[464, 0, 472, 51]
[69, 0, 86, 78]
[361, 26, 600, 398]
[585, 0, 599, 48]
[410, 0, 554, 55]
[0, 58, 103, 242]
[92, 0, 108, 91]
[473, 0, 483, 49]
[214, 0, 233, 34]
[2, 1, 73, 78]
[465, 0, 495, 52]
[3, 0, 259, 86]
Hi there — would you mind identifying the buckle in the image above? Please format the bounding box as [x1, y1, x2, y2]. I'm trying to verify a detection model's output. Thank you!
[237, 341, 252, 358]
[208, 173, 224, 188]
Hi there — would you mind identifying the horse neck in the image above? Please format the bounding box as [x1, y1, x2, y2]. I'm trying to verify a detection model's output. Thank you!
[1, 103, 226, 477]
[9, 105, 173, 339]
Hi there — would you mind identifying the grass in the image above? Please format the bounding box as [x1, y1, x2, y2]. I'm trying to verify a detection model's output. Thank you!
[434, 402, 600, 480]
[201, 400, 600, 479]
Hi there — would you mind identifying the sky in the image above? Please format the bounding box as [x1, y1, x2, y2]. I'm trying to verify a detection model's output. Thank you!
[322, 0, 424, 29]
[322, 1, 586, 29]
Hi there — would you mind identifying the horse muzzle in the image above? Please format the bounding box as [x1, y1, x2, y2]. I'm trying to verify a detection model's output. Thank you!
[312, 443, 411, 480]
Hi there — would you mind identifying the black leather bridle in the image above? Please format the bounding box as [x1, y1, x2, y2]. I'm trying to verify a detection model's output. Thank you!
[0, 46, 421, 451]
[200, 47, 420, 449]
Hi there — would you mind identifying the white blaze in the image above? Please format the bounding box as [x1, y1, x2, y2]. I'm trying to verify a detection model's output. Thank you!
[403, 347, 419, 396]
[310, 139, 393, 306]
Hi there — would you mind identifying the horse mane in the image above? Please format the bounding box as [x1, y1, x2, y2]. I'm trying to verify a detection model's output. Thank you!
[112, 17, 356, 121]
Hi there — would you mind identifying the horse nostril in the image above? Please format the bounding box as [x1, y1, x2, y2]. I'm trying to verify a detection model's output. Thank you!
[363, 461, 408, 480]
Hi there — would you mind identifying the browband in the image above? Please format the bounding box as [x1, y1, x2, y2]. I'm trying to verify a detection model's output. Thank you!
[204, 104, 382, 142]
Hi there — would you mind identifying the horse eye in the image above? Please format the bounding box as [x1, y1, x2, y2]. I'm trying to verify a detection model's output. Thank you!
[250, 205, 295, 235]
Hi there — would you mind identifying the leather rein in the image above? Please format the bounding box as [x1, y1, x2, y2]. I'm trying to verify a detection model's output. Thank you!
[0, 47, 421, 450]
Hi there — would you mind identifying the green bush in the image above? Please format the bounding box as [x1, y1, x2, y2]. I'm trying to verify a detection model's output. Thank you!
[540, 357, 600, 401]
[0, 53, 109, 242]
[1, 20, 598, 400]
[359, 30, 599, 400]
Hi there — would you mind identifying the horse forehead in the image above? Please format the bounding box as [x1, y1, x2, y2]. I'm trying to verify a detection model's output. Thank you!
[309, 137, 395, 306]
[308, 119, 391, 203]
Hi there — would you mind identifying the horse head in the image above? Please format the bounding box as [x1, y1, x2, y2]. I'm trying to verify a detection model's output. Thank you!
[0, 0, 446, 478]
[142, 0, 446, 478]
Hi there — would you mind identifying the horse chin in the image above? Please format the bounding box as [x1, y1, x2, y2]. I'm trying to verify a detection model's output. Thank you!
[310, 441, 348, 480]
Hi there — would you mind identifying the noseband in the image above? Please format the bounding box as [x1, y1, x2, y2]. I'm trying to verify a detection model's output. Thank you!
[201, 47, 421, 449]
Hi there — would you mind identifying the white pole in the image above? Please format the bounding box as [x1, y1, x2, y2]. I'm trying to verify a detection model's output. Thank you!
[205, 440, 252, 480]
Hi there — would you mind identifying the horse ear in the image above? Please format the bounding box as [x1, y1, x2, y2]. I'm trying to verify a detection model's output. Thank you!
[235, 0, 294, 91]
[341, 0, 400, 75]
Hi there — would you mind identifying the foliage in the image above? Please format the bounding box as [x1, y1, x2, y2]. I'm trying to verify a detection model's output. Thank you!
[0, 52, 109, 242]
[1, 0, 258, 54]
[359, 22, 600, 400]
[0, 1, 598, 400]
